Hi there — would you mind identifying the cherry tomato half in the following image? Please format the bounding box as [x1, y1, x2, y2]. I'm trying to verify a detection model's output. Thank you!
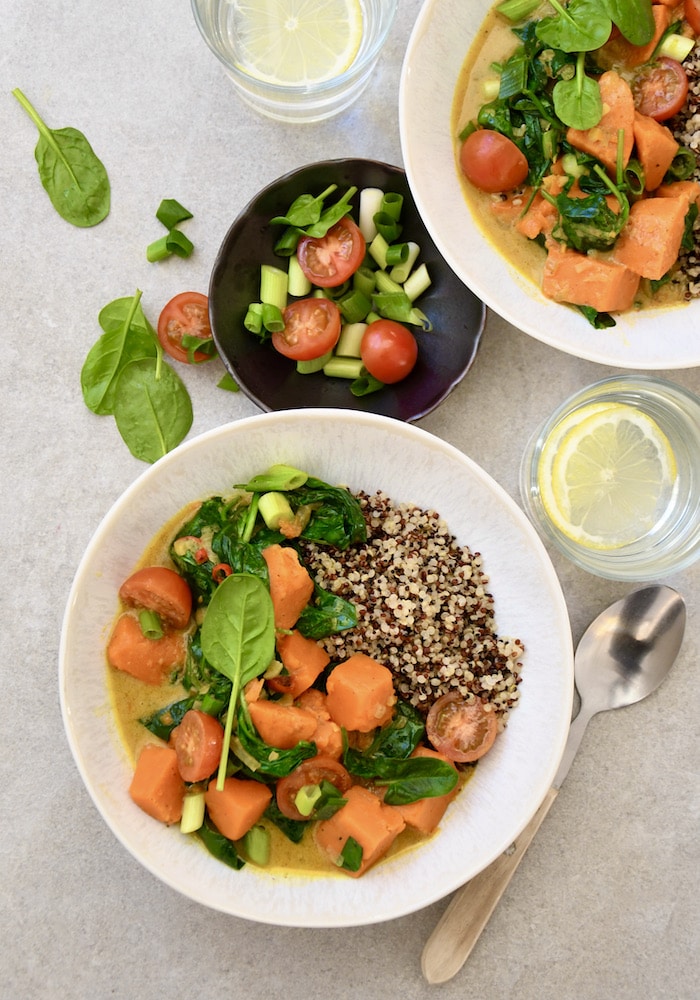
[426, 693, 498, 763]
[119, 566, 192, 629]
[272, 297, 341, 361]
[459, 130, 529, 193]
[632, 57, 689, 121]
[173, 710, 224, 783]
[157, 291, 214, 364]
[360, 319, 418, 384]
[297, 216, 366, 288]
[686, 0, 700, 36]
[275, 755, 352, 821]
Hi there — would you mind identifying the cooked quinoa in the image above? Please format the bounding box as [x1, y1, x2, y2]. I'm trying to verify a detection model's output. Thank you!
[297, 491, 525, 728]
[671, 39, 700, 298]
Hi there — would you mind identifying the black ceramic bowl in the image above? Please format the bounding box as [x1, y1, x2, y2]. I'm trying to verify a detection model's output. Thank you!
[209, 158, 485, 421]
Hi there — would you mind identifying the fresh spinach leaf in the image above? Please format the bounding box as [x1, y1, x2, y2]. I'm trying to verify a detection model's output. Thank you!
[236, 699, 316, 777]
[270, 184, 338, 228]
[264, 801, 307, 843]
[197, 820, 246, 869]
[552, 52, 602, 130]
[81, 291, 157, 415]
[296, 581, 357, 639]
[375, 757, 459, 806]
[340, 836, 363, 872]
[12, 88, 110, 227]
[140, 696, 197, 741]
[114, 354, 193, 463]
[601, 0, 654, 45]
[536, 0, 612, 52]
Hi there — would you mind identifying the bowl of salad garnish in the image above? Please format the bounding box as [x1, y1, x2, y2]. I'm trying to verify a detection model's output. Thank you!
[400, 0, 700, 369]
[208, 158, 485, 420]
[59, 409, 573, 927]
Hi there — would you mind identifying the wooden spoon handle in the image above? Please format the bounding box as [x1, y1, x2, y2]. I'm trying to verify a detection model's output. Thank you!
[421, 786, 559, 984]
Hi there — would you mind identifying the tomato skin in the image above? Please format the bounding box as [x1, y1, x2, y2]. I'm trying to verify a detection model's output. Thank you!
[173, 710, 224, 783]
[426, 693, 498, 763]
[275, 755, 352, 821]
[297, 216, 366, 288]
[360, 319, 418, 384]
[119, 566, 192, 629]
[460, 130, 529, 193]
[632, 57, 689, 120]
[272, 297, 341, 361]
[157, 291, 214, 364]
[686, 0, 700, 36]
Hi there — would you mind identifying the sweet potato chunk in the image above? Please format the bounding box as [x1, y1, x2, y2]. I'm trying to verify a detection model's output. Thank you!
[656, 180, 700, 212]
[262, 544, 314, 630]
[315, 785, 406, 877]
[247, 698, 318, 749]
[394, 747, 459, 835]
[272, 630, 330, 698]
[295, 689, 344, 759]
[567, 71, 635, 175]
[107, 612, 186, 685]
[542, 243, 641, 312]
[612, 196, 688, 279]
[633, 112, 678, 191]
[129, 744, 185, 824]
[325, 653, 396, 732]
[205, 777, 272, 841]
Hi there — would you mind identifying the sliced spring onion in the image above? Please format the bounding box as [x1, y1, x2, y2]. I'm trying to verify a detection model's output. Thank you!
[258, 491, 295, 529]
[217, 372, 240, 392]
[353, 264, 376, 298]
[496, 0, 541, 21]
[288, 254, 311, 296]
[138, 609, 163, 640]
[339, 288, 372, 323]
[389, 241, 420, 283]
[166, 228, 194, 258]
[385, 242, 409, 267]
[242, 464, 308, 491]
[335, 322, 367, 358]
[482, 77, 501, 101]
[244, 303, 263, 335]
[374, 269, 402, 295]
[260, 264, 288, 309]
[403, 262, 431, 302]
[180, 792, 206, 834]
[146, 235, 170, 262]
[657, 32, 695, 63]
[358, 186, 383, 241]
[242, 824, 271, 866]
[373, 211, 402, 243]
[296, 350, 333, 374]
[294, 784, 323, 818]
[368, 231, 389, 269]
[156, 198, 193, 229]
[379, 191, 403, 221]
[350, 373, 384, 397]
[323, 356, 364, 379]
[261, 302, 284, 332]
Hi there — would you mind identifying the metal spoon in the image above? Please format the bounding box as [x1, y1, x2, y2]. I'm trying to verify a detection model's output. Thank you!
[421, 585, 686, 985]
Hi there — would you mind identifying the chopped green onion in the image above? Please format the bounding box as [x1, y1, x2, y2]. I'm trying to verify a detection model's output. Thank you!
[338, 288, 372, 323]
[374, 270, 402, 295]
[496, 0, 541, 21]
[273, 226, 302, 256]
[180, 792, 205, 834]
[146, 235, 170, 262]
[623, 159, 645, 198]
[482, 77, 501, 101]
[350, 373, 384, 397]
[379, 191, 403, 221]
[182, 333, 217, 363]
[294, 784, 323, 817]
[262, 302, 285, 332]
[385, 242, 409, 267]
[241, 465, 308, 492]
[138, 609, 163, 640]
[258, 491, 295, 529]
[561, 152, 587, 179]
[244, 303, 263, 335]
[242, 824, 271, 866]
[373, 211, 402, 243]
[260, 264, 288, 309]
[358, 186, 384, 240]
[389, 241, 420, 283]
[353, 265, 376, 298]
[403, 262, 431, 301]
[339, 836, 363, 872]
[323, 356, 364, 379]
[296, 350, 333, 373]
[288, 254, 311, 296]
[217, 372, 240, 392]
[166, 228, 194, 258]
[657, 32, 695, 63]
[335, 322, 367, 358]
[156, 198, 193, 229]
[368, 232, 389, 269]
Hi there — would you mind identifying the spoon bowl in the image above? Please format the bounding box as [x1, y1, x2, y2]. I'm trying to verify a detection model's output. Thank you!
[422, 583, 686, 984]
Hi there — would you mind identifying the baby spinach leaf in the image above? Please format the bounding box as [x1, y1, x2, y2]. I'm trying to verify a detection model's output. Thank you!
[552, 53, 602, 130]
[81, 291, 157, 414]
[12, 87, 110, 227]
[197, 820, 246, 869]
[375, 757, 459, 806]
[140, 696, 197, 741]
[295, 582, 357, 640]
[536, 0, 611, 52]
[201, 574, 275, 689]
[602, 0, 654, 45]
[114, 354, 193, 463]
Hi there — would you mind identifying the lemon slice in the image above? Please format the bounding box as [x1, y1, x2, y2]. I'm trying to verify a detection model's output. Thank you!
[537, 402, 677, 550]
[232, 0, 363, 87]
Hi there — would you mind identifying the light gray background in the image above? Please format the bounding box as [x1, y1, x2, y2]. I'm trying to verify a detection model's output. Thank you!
[2, 2, 698, 998]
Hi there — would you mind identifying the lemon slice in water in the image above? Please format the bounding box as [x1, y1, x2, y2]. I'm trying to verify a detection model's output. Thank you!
[537, 402, 677, 550]
[232, 0, 364, 86]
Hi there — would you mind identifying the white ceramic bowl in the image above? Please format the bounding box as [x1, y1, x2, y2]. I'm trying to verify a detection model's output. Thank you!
[59, 410, 573, 927]
[399, 0, 700, 370]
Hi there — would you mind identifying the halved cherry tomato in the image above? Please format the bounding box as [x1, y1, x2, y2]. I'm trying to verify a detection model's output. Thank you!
[687, 0, 700, 35]
[460, 130, 529, 193]
[119, 566, 192, 629]
[297, 216, 366, 288]
[173, 709, 224, 783]
[275, 755, 352, 821]
[426, 693, 498, 763]
[272, 297, 341, 361]
[157, 291, 215, 364]
[632, 57, 689, 120]
[360, 319, 418, 384]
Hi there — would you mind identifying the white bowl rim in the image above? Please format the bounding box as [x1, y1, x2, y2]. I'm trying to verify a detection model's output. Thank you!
[398, 0, 700, 370]
[59, 408, 574, 927]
